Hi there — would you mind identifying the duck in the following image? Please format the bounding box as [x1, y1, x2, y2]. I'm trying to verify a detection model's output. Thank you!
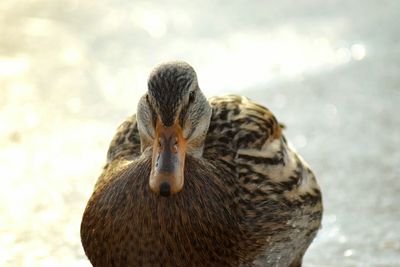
[80, 61, 323, 267]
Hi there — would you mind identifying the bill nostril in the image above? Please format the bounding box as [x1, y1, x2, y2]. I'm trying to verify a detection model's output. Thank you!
[159, 182, 171, 197]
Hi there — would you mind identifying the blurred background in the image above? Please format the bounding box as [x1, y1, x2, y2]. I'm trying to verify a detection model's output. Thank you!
[1, 0, 399, 266]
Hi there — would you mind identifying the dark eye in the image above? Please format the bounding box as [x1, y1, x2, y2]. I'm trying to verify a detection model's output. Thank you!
[189, 91, 196, 103]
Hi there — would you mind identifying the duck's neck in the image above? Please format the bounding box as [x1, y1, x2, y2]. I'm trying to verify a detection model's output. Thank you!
[186, 133, 208, 158]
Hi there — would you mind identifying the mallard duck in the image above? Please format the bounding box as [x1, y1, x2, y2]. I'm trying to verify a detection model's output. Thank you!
[81, 61, 323, 267]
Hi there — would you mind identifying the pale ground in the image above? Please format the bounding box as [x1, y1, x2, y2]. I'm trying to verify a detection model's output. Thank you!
[1, 1, 399, 266]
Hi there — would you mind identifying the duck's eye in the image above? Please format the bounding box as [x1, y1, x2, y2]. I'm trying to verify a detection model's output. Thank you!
[189, 91, 196, 103]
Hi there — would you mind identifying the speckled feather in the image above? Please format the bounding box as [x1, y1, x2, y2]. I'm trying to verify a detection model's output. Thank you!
[147, 62, 196, 126]
[81, 95, 322, 267]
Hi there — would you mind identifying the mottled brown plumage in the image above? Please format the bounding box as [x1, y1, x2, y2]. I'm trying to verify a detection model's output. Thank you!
[81, 62, 323, 267]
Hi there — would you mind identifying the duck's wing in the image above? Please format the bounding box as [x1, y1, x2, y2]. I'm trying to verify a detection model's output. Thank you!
[105, 115, 141, 167]
[204, 95, 322, 264]
[204, 95, 322, 207]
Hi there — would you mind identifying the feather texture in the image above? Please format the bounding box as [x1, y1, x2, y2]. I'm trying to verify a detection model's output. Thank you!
[81, 94, 322, 267]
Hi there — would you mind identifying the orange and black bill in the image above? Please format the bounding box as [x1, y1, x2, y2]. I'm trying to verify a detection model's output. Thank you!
[149, 120, 186, 196]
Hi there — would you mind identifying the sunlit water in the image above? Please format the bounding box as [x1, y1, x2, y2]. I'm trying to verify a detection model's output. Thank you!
[1, 1, 399, 266]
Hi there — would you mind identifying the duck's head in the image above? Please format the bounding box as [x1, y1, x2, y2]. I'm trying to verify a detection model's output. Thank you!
[136, 61, 212, 197]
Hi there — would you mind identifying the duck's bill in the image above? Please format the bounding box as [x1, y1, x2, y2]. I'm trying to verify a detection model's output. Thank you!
[149, 120, 186, 196]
